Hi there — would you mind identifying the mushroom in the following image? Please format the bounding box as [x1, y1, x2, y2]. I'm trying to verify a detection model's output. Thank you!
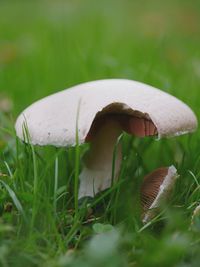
[141, 166, 178, 223]
[15, 79, 197, 215]
[191, 204, 200, 231]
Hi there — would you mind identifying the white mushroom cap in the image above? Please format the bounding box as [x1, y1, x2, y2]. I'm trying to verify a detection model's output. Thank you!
[15, 79, 197, 146]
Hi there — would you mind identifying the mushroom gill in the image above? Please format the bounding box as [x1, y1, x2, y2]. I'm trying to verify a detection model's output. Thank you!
[141, 166, 178, 223]
[141, 167, 168, 211]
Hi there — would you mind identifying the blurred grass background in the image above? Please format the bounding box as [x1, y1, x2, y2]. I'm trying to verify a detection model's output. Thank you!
[1, 0, 200, 266]
[1, 0, 200, 113]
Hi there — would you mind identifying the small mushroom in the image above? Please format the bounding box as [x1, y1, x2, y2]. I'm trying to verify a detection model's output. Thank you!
[141, 166, 178, 223]
[190, 204, 200, 230]
[15, 79, 197, 211]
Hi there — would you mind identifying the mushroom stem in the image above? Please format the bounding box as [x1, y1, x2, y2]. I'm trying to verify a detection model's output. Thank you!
[78, 118, 122, 199]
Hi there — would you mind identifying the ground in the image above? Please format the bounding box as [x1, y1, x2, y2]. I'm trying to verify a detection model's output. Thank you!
[0, 0, 200, 266]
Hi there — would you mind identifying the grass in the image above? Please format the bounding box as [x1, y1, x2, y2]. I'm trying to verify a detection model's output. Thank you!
[1, 0, 200, 266]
